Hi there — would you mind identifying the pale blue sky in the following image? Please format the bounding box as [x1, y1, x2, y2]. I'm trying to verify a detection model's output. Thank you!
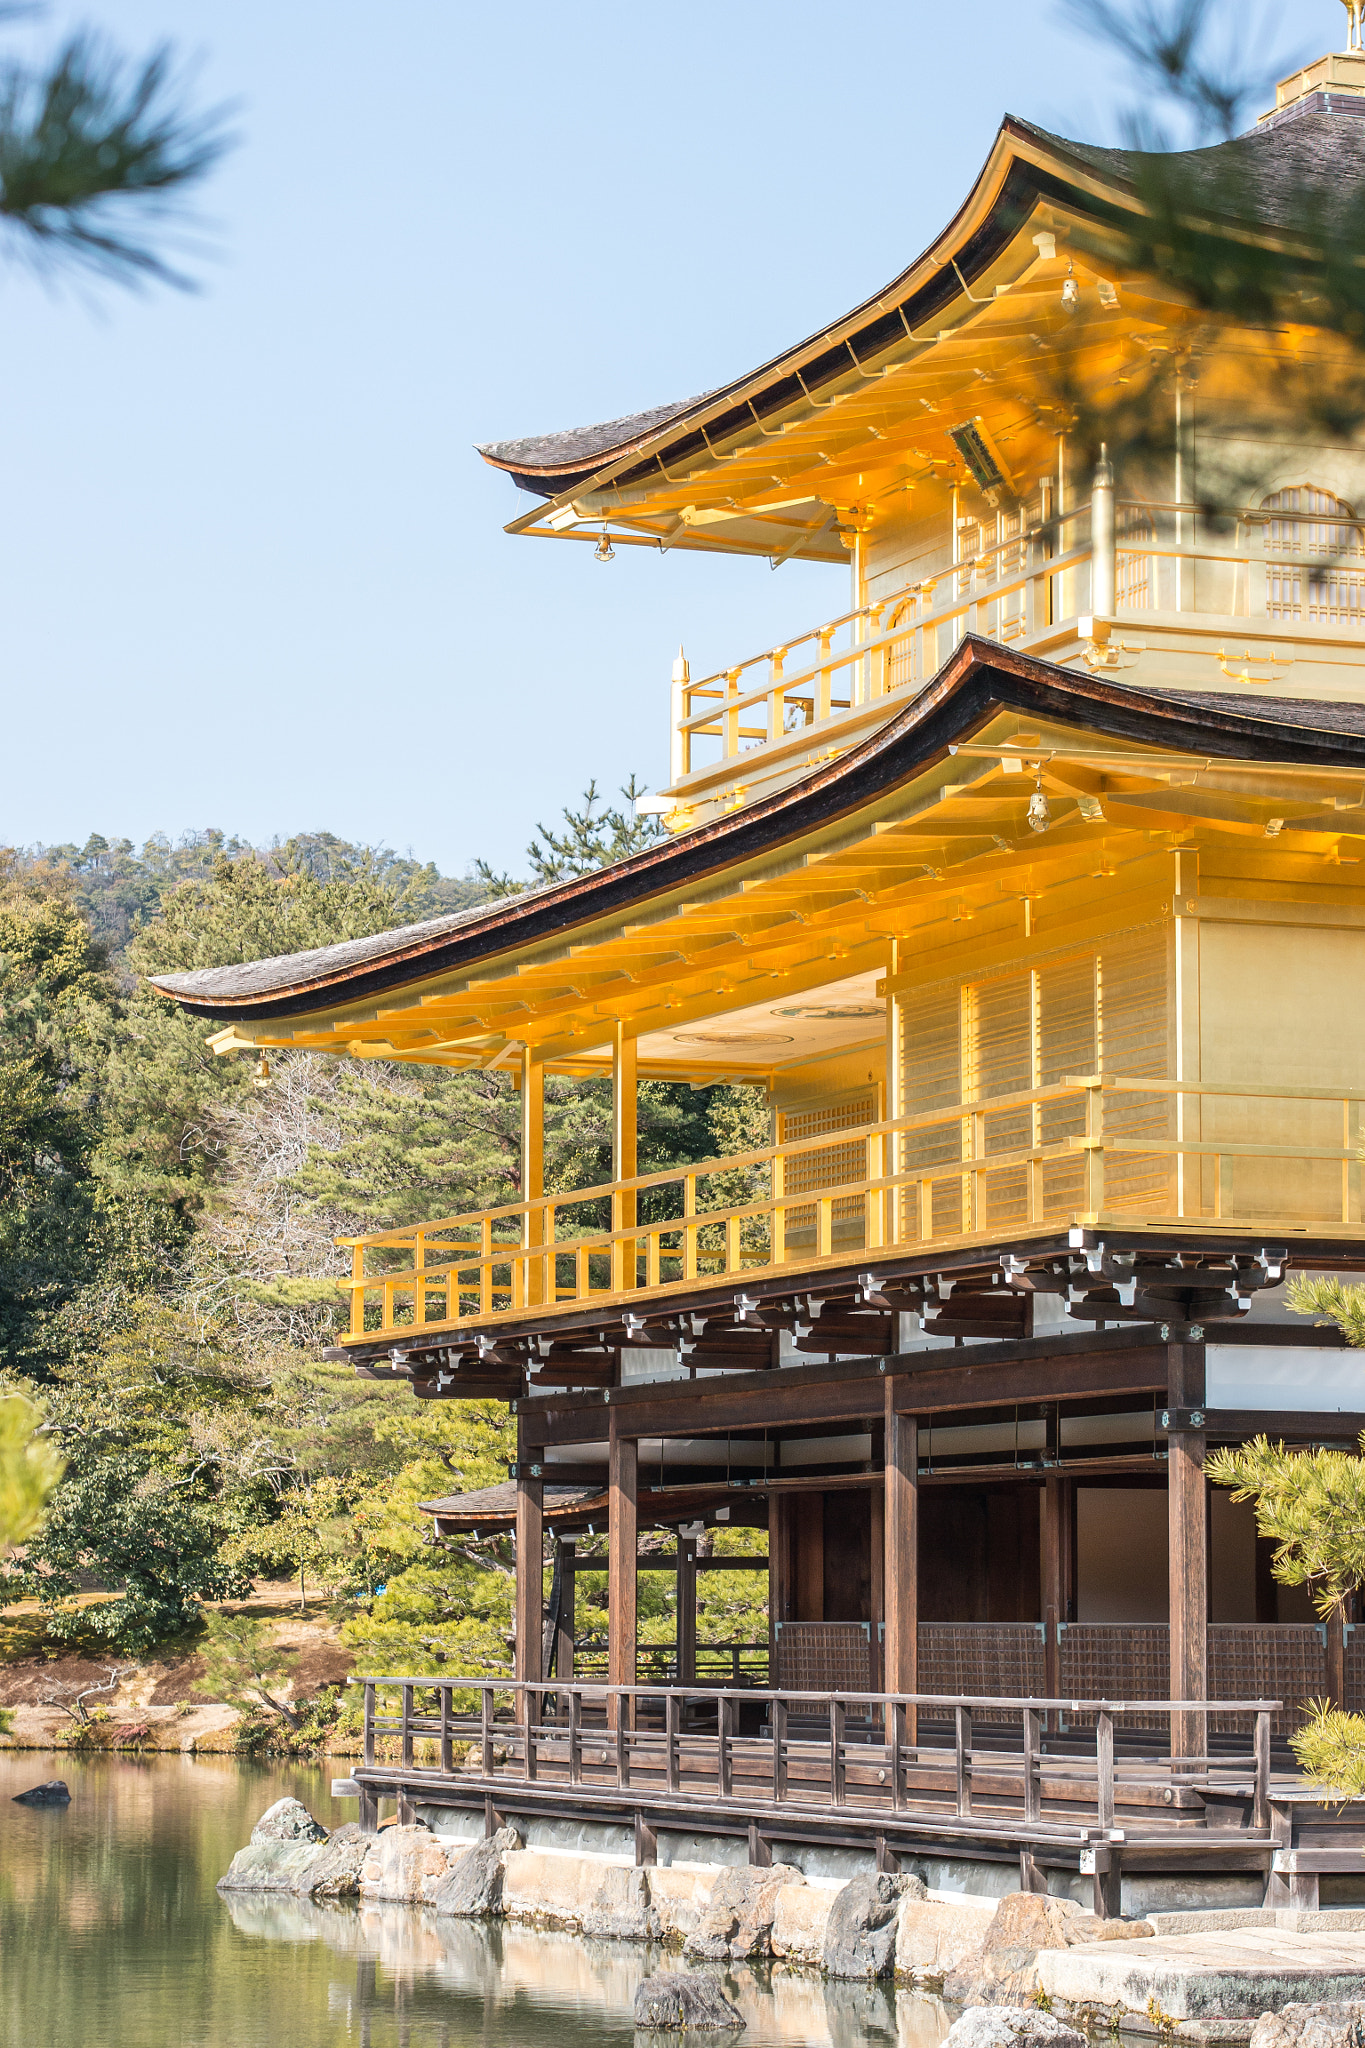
[0, 0, 1340, 874]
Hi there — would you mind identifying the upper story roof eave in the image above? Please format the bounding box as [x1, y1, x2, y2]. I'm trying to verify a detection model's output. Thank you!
[476, 111, 1365, 512]
[148, 640, 1365, 1028]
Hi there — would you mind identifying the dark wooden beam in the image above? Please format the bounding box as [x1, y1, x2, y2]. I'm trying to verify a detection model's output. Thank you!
[517, 1331, 1170, 1447]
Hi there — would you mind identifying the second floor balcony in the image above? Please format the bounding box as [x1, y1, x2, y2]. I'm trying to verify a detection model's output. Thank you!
[340, 1071, 1361, 1349]
[659, 487, 1365, 828]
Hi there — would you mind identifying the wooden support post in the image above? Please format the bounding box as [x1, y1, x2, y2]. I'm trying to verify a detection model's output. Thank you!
[748, 1821, 771, 1867]
[1091, 1842, 1122, 1920]
[634, 1812, 657, 1867]
[1327, 1606, 1347, 1710]
[515, 1426, 544, 1728]
[677, 1535, 697, 1686]
[884, 1384, 918, 1741]
[869, 1480, 885, 1703]
[612, 1023, 638, 1293]
[769, 1493, 793, 1680]
[608, 1411, 638, 1731]
[1167, 1340, 1208, 1768]
[1042, 1477, 1064, 1719]
[357, 1786, 379, 1835]
[556, 1539, 576, 1683]
[520, 1047, 545, 1304]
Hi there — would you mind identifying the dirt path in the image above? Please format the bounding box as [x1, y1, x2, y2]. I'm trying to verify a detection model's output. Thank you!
[0, 1582, 355, 1751]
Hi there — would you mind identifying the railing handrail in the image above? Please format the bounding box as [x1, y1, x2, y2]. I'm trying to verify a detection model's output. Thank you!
[337, 1070, 1365, 1253]
[354, 1674, 1282, 1713]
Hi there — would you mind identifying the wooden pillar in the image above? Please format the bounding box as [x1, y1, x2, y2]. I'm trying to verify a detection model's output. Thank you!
[677, 1535, 697, 1685]
[769, 1494, 792, 1684]
[515, 1441, 544, 1727]
[520, 1047, 545, 1304]
[1167, 1340, 1208, 1766]
[608, 1411, 638, 1729]
[612, 1023, 638, 1292]
[1042, 1477, 1064, 1711]
[869, 1481, 885, 1695]
[1327, 1606, 1347, 1710]
[884, 1382, 918, 1738]
[556, 1538, 576, 1682]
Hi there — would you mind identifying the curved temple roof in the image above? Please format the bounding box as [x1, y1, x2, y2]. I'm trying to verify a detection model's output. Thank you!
[151, 640, 1365, 1028]
[476, 110, 1365, 506]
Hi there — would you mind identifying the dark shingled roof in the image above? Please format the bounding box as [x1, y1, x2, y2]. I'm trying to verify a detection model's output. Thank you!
[477, 395, 711, 479]
[149, 880, 551, 1004]
[479, 108, 1365, 496]
[418, 1482, 596, 1522]
[146, 648, 1365, 1026]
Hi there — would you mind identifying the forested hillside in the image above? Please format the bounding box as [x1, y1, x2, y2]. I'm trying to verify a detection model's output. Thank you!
[0, 803, 767, 1740]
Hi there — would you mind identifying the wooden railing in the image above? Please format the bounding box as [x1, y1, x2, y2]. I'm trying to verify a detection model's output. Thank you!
[339, 1075, 1365, 1340]
[357, 1675, 1279, 1842]
[669, 499, 1365, 785]
[570, 1639, 769, 1686]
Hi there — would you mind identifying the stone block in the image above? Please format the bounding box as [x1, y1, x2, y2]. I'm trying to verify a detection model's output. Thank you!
[896, 1892, 999, 1985]
[770, 1884, 835, 1965]
[1038, 1931, 1365, 2022]
[649, 1864, 717, 1942]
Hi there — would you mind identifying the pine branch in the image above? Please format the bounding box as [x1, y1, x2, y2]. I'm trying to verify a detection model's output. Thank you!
[0, 31, 233, 288]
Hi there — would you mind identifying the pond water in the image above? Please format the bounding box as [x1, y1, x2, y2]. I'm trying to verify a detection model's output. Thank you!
[0, 1750, 954, 2047]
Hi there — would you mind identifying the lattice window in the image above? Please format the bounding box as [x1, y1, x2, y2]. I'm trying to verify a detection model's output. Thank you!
[779, 1093, 877, 1234]
[773, 1621, 870, 1700]
[1116, 503, 1156, 609]
[1263, 486, 1365, 624]
[898, 926, 1173, 1240]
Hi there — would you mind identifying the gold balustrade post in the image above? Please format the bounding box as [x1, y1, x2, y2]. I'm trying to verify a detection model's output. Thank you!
[350, 1242, 365, 1338]
[1084, 1081, 1105, 1217]
[769, 645, 787, 741]
[612, 1024, 638, 1293]
[520, 1046, 546, 1305]
[885, 940, 904, 1243]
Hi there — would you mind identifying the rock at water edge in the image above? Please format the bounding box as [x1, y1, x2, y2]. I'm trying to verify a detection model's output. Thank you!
[633, 1970, 745, 2030]
[359, 1822, 452, 1902]
[581, 1863, 658, 1941]
[944, 2006, 1087, 2048]
[943, 1889, 1147, 2005]
[11, 1780, 70, 1807]
[823, 1872, 925, 1980]
[428, 1827, 521, 1919]
[299, 1823, 368, 1899]
[1251, 2005, 1365, 2048]
[249, 1797, 328, 1845]
[685, 1864, 804, 1962]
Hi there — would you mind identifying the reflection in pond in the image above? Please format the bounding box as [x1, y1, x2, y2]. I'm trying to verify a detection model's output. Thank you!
[0, 1751, 952, 2047]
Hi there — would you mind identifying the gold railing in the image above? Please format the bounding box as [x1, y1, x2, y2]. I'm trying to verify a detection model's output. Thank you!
[339, 1075, 1365, 1341]
[670, 500, 1365, 785]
